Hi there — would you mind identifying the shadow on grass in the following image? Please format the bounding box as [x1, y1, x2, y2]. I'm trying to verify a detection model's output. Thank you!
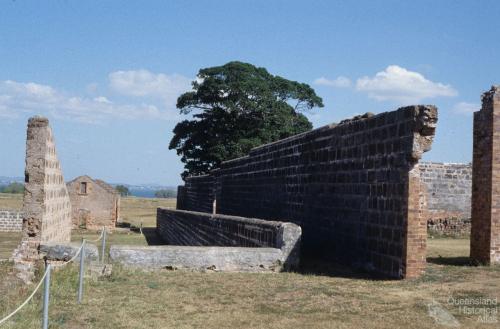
[115, 221, 165, 246]
[297, 258, 390, 281]
[426, 256, 473, 266]
[135, 227, 164, 246]
[116, 221, 132, 228]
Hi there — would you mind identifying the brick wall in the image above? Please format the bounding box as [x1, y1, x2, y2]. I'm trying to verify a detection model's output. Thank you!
[177, 106, 438, 278]
[13, 116, 72, 264]
[471, 86, 500, 265]
[419, 162, 472, 220]
[0, 210, 23, 232]
[156, 208, 301, 268]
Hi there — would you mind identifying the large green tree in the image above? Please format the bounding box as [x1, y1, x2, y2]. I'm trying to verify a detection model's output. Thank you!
[169, 61, 324, 179]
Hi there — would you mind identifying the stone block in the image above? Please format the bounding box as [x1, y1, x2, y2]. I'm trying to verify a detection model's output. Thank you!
[40, 242, 99, 262]
[110, 245, 284, 272]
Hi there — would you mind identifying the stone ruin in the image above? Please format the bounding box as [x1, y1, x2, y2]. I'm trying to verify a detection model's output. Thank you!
[111, 209, 301, 272]
[419, 162, 472, 236]
[13, 117, 72, 279]
[471, 86, 500, 265]
[171, 89, 500, 277]
[10, 87, 500, 280]
[175, 105, 438, 278]
[66, 175, 120, 230]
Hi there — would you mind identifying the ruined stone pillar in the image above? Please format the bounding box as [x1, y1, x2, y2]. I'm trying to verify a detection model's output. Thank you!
[471, 86, 500, 265]
[13, 117, 72, 271]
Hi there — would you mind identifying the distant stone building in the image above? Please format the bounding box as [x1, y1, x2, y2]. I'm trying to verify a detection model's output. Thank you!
[67, 175, 120, 230]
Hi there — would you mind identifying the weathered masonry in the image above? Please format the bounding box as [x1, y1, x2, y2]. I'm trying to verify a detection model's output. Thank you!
[419, 162, 472, 220]
[157, 208, 301, 269]
[0, 210, 23, 232]
[67, 175, 120, 230]
[419, 162, 472, 237]
[176, 175, 215, 213]
[114, 208, 301, 272]
[471, 86, 500, 265]
[13, 117, 72, 266]
[177, 106, 438, 278]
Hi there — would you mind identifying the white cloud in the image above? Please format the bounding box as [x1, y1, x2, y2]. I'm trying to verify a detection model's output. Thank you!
[0, 80, 180, 123]
[313, 76, 351, 88]
[109, 69, 191, 99]
[93, 96, 112, 104]
[356, 65, 457, 104]
[452, 102, 479, 115]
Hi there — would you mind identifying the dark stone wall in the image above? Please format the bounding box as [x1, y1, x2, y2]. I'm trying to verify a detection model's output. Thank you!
[176, 174, 215, 213]
[177, 106, 437, 278]
[419, 162, 472, 220]
[158, 208, 280, 247]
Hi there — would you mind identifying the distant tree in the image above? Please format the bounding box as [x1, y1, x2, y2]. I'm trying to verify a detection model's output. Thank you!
[115, 185, 130, 196]
[154, 189, 177, 198]
[169, 61, 324, 179]
[0, 182, 24, 194]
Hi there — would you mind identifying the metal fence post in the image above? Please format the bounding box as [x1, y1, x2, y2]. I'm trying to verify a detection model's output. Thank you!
[42, 264, 51, 329]
[78, 240, 86, 304]
[101, 227, 107, 263]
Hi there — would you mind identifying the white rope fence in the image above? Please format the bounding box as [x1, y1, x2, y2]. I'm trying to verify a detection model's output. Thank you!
[0, 226, 107, 328]
[51, 242, 85, 268]
[0, 266, 50, 326]
[87, 228, 105, 243]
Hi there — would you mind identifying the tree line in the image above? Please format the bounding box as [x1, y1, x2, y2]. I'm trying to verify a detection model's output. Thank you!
[0, 182, 24, 194]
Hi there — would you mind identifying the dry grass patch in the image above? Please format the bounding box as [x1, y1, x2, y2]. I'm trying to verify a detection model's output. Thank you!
[119, 197, 175, 227]
[0, 194, 498, 328]
[0, 193, 22, 210]
[0, 238, 498, 329]
[0, 232, 21, 260]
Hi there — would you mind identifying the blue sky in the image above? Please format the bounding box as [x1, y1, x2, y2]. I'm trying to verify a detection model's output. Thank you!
[1, 1, 498, 185]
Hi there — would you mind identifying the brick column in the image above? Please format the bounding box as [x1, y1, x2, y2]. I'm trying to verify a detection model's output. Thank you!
[471, 86, 500, 265]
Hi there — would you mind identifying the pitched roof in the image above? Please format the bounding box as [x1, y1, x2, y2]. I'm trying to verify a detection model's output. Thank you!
[67, 175, 119, 195]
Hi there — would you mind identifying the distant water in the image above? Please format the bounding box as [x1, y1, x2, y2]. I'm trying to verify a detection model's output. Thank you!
[128, 188, 157, 198]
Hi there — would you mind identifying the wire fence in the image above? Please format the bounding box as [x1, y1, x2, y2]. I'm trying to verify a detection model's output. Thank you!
[0, 226, 107, 328]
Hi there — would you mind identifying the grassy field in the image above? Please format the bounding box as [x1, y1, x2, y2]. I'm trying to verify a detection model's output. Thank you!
[0, 195, 174, 260]
[118, 196, 175, 227]
[0, 238, 498, 328]
[0, 194, 499, 328]
[0, 193, 22, 210]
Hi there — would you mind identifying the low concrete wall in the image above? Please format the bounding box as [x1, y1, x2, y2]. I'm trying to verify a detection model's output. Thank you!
[0, 210, 23, 232]
[110, 245, 283, 272]
[156, 208, 301, 269]
[110, 209, 301, 272]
